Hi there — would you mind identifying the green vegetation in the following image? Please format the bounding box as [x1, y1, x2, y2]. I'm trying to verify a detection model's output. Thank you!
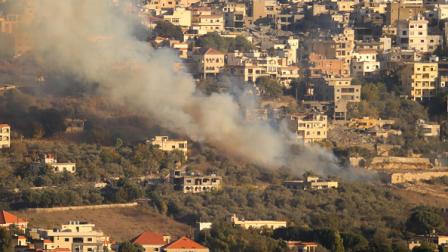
[117, 241, 144, 252]
[154, 21, 184, 41]
[256, 77, 284, 99]
[196, 32, 253, 53]
[0, 228, 13, 252]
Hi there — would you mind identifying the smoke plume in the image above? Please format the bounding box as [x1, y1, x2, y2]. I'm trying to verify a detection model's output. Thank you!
[23, 0, 346, 175]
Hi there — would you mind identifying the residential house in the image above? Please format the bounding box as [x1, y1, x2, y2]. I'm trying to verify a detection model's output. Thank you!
[191, 7, 224, 35]
[0, 210, 27, 230]
[194, 48, 225, 79]
[172, 169, 222, 193]
[289, 113, 328, 144]
[131, 231, 171, 252]
[0, 124, 10, 149]
[228, 214, 287, 230]
[162, 236, 209, 252]
[417, 119, 440, 137]
[396, 14, 441, 53]
[39, 221, 111, 252]
[286, 241, 319, 252]
[43, 154, 76, 174]
[351, 49, 380, 76]
[148, 136, 188, 159]
[283, 176, 339, 190]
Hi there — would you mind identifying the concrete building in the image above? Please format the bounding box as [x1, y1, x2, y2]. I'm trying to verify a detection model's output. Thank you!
[369, 156, 433, 170]
[0, 210, 27, 230]
[42, 154, 76, 174]
[39, 221, 111, 252]
[0, 124, 10, 149]
[194, 48, 225, 79]
[191, 8, 224, 35]
[351, 49, 380, 76]
[283, 176, 339, 190]
[348, 117, 396, 130]
[383, 170, 448, 184]
[131, 231, 171, 252]
[308, 53, 350, 78]
[397, 14, 441, 53]
[314, 77, 361, 103]
[163, 7, 192, 28]
[162, 236, 209, 252]
[417, 119, 440, 137]
[252, 0, 278, 20]
[229, 214, 287, 230]
[148, 136, 188, 159]
[286, 241, 319, 252]
[401, 62, 439, 101]
[333, 28, 355, 64]
[289, 113, 328, 144]
[172, 170, 222, 193]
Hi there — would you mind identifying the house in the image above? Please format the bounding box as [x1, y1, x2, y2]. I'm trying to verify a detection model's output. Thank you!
[148, 136, 188, 159]
[417, 119, 440, 137]
[131, 231, 171, 252]
[283, 176, 339, 190]
[286, 241, 319, 252]
[396, 14, 441, 53]
[289, 113, 328, 144]
[162, 236, 209, 252]
[194, 48, 225, 79]
[0, 210, 28, 230]
[0, 124, 10, 149]
[42, 154, 76, 174]
[172, 169, 222, 193]
[400, 62, 439, 101]
[162, 7, 191, 28]
[38, 221, 111, 252]
[228, 214, 287, 230]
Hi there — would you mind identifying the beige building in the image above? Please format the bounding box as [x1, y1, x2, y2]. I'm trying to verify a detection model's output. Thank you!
[397, 14, 441, 53]
[194, 48, 225, 79]
[401, 62, 439, 101]
[289, 113, 328, 144]
[283, 176, 339, 190]
[172, 169, 222, 193]
[252, 0, 278, 20]
[0, 124, 10, 149]
[348, 117, 395, 130]
[39, 221, 111, 252]
[191, 8, 224, 35]
[417, 119, 440, 137]
[43, 154, 76, 174]
[148, 136, 188, 158]
[315, 77, 361, 103]
[163, 7, 191, 27]
[229, 214, 287, 230]
[333, 28, 355, 64]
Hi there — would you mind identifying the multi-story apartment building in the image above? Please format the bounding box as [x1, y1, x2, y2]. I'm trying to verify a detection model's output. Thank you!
[162, 7, 191, 27]
[223, 2, 246, 29]
[0, 124, 10, 149]
[314, 77, 361, 103]
[309, 53, 350, 77]
[333, 28, 355, 64]
[351, 49, 380, 76]
[191, 7, 224, 35]
[289, 113, 328, 144]
[252, 0, 278, 20]
[148, 136, 188, 159]
[39, 221, 111, 252]
[401, 62, 439, 101]
[397, 14, 441, 53]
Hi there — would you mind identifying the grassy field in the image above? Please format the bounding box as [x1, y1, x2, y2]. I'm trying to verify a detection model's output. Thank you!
[14, 205, 191, 242]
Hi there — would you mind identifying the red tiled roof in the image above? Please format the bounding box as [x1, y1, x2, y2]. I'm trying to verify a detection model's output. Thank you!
[0, 124, 10, 128]
[131, 231, 165, 246]
[163, 236, 207, 249]
[0, 211, 26, 225]
[202, 48, 224, 55]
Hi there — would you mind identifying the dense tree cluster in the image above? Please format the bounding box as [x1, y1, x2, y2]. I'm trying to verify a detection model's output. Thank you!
[196, 32, 253, 53]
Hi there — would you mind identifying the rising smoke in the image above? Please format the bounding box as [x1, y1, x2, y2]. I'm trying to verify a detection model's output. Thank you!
[23, 0, 346, 176]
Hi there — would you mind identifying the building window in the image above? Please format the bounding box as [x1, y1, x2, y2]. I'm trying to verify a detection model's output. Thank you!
[65, 238, 69, 242]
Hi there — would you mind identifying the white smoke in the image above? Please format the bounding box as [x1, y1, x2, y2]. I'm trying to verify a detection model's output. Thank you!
[23, 0, 346, 175]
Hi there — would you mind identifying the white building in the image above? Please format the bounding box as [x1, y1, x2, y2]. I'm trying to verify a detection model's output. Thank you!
[43, 154, 76, 173]
[39, 221, 111, 252]
[0, 124, 10, 149]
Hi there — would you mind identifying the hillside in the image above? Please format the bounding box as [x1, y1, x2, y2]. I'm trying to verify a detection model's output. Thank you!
[14, 205, 190, 241]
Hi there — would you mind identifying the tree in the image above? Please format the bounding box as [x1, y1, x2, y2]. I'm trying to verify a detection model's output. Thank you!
[341, 232, 369, 252]
[117, 241, 144, 252]
[255, 77, 283, 98]
[411, 242, 437, 252]
[406, 207, 446, 234]
[0, 228, 13, 252]
[154, 21, 183, 41]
